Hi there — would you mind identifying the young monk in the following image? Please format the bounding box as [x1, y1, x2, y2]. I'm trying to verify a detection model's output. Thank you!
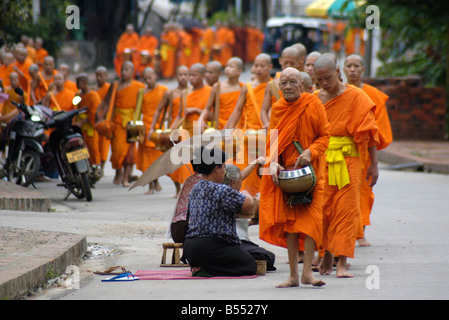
[59, 63, 78, 93]
[313, 55, 379, 278]
[148, 65, 189, 197]
[260, 67, 329, 288]
[0, 52, 14, 89]
[291, 43, 307, 71]
[304, 51, 321, 90]
[343, 54, 393, 247]
[261, 46, 302, 129]
[160, 24, 179, 79]
[300, 71, 314, 94]
[204, 61, 222, 87]
[34, 37, 48, 70]
[96, 61, 145, 187]
[95, 66, 111, 168]
[199, 57, 244, 131]
[136, 67, 168, 194]
[44, 73, 75, 111]
[114, 24, 140, 77]
[74, 73, 101, 166]
[31, 56, 57, 104]
[12, 45, 33, 91]
[0, 72, 27, 125]
[224, 53, 273, 197]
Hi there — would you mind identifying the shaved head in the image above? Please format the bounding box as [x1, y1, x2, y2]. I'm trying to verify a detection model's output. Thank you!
[345, 54, 365, 67]
[143, 66, 156, 76]
[313, 55, 337, 72]
[227, 57, 244, 70]
[190, 63, 206, 75]
[292, 43, 307, 58]
[255, 53, 272, 65]
[300, 71, 313, 93]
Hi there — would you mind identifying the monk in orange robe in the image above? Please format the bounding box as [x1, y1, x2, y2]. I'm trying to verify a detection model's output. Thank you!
[260, 68, 329, 288]
[213, 22, 235, 67]
[114, 24, 140, 77]
[136, 67, 168, 194]
[304, 51, 321, 90]
[0, 72, 27, 125]
[34, 37, 48, 70]
[189, 27, 203, 67]
[74, 74, 101, 165]
[137, 27, 159, 76]
[44, 73, 75, 112]
[343, 54, 393, 247]
[177, 26, 193, 68]
[59, 64, 78, 93]
[313, 56, 379, 278]
[246, 24, 264, 63]
[30, 56, 57, 104]
[149, 65, 189, 197]
[160, 24, 179, 79]
[261, 46, 303, 129]
[199, 57, 244, 131]
[12, 46, 33, 91]
[95, 66, 111, 167]
[225, 54, 273, 197]
[97, 61, 145, 187]
[171, 63, 212, 185]
[0, 52, 14, 89]
[200, 21, 215, 65]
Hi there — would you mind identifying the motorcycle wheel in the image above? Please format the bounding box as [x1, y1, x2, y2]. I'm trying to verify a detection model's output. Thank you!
[79, 172, 92, 202]
[8, 150, 41, 187]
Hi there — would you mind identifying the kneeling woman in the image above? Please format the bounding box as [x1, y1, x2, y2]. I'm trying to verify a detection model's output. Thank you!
[183, 147, 257, 277]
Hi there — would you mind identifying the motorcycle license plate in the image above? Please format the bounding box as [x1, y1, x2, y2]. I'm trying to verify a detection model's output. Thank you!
[67, 148, 90, 163]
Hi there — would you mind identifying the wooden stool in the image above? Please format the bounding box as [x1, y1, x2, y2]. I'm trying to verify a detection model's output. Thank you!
[160, 243, 187, 267]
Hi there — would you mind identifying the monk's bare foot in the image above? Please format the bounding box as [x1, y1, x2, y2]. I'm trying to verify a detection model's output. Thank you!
[154, 181, 162, 192]
[312, 255, 322, 267]
[113, 173, 123, 185]
[122, 181, 131, 188]
[276, 277, 299, 288]
[318, 254, 333, 275]
[357, 237, 371, 247]
[336, 267, 353, 278]
[298, 251, 304, 264]
[301, 274, 326, 287]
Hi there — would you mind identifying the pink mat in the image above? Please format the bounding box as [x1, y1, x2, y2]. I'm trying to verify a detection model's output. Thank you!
[135, 269, 258, 280]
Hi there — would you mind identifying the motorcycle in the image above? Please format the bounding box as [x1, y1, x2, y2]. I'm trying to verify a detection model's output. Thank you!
[46, 96, 101, 202]
[1, 88, 49, 187]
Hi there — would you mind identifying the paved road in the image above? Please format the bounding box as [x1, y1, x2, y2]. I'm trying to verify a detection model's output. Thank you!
[1, 162, 448, 303]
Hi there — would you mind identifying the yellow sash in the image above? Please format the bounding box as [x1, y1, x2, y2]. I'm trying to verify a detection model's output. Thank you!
[115, 107, 134, 128]
[325, 136, 359, 189]
[76, 113, 94, 137]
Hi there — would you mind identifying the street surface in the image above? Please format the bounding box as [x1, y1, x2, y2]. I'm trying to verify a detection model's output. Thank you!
[1, 162, 449, 301]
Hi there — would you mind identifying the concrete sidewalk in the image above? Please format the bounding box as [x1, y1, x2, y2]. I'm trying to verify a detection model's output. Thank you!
[0, 140, 448, 300]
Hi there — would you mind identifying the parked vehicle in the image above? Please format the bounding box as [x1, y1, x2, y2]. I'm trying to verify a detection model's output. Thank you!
[1, 88, 49, 187]
[46, 96, 100, 201]
[263, 16, 329, 74]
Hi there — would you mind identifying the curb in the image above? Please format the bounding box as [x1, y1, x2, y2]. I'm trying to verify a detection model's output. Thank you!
[0, 180, 51, 212]
[0, 227, 87, 300]
[379, 149, 449, 174]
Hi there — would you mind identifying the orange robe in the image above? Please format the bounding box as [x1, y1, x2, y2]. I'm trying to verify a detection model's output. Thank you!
[33, 71, 57, 104]
[178, 30, 193, 68]
[1, 88, 28, 118]
[160, 31, 179, 78]
[200, 28, 215, 65]
[216, 87, 243, 130]
[51, 88, 75, 112]
[213, 28, 235, 67]
[137, 35, 159, 75]
[189, 28, 203, 67]
[136, 85, 168, 173]
[13, 58, 33, 91]
[247, 27, 264, 63]
[110, 80, 146, 170]
[316, 85, 378, 258]
[96, 83, 111, 163]
[77, 91, 101, 165]
[0, 64, 13, 88]
[65, 80, 78, 93]
[260, 93, 330, 248]
[239, 82, 271, 196]
[114, 32, 140, 76]
[171, 86, 212, 184]
[358, 83, 393, 232]
[35, 48, 49, 70]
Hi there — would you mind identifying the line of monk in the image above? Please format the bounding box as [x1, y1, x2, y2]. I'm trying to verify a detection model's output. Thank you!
[1, 28, 394, 290]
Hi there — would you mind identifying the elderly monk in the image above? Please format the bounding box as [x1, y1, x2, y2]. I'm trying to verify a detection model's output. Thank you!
[97, 61, 145, 187]
[199, 57, 244, 131]
[304, 51, 321, 90]
[95, 66, 111, 168]
[343, 54, 393, 247]
[148, 65, 189, 198]
[260, 67, 329, 288]
[114, 24, 140, 77]
[74, 73, 101, 166]
[136, 67, 168, 195]
[44, 73, 75, 111]
[225, 53, 273, 197]
[261, 46, 303, 129]
[204, 61, 222, 87]
[313, 55, 379, 278]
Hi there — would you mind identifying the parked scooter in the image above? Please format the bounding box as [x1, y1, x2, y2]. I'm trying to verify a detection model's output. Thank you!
[46, 96, 101, 201]
[0, 88, 49, 187]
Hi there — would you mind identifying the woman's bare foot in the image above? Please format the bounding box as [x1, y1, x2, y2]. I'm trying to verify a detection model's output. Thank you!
[276, 277, 299, 288]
